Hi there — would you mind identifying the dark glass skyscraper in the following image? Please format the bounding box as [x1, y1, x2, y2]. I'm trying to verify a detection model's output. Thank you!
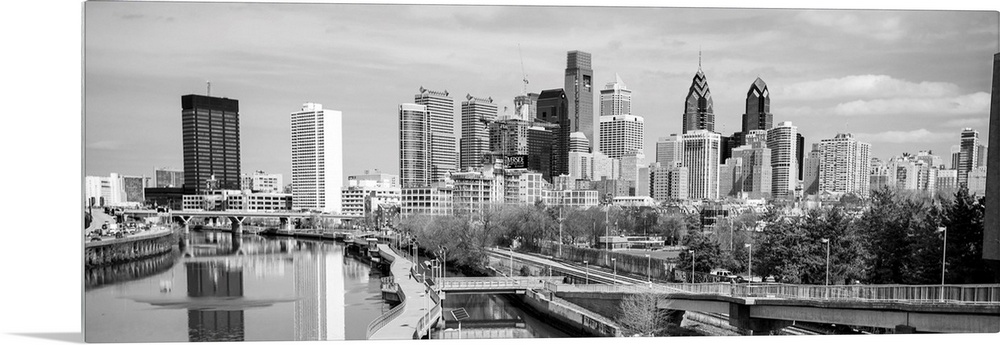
[564, 51, 594, 150]
[682, 66, 714, 134]
[536, 89, 569, 179]
[983, 52, 1000, 266]
[742, 77, 773, 136]
[181, 94, 241, 194]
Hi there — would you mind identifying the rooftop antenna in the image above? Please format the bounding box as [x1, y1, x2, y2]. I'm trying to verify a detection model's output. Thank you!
[207, 81, 211, 96]
[518, 43, 528, 95]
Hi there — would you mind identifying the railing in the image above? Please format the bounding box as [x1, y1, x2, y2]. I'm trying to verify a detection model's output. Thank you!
[552, 283, 1000, 304]
[439, 279, 537, 290]
[413, 284, 442, 339]
[366, 285, 406, 339]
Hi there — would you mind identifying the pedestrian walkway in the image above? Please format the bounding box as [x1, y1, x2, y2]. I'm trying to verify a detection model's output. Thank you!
[368, 244, 440, 340]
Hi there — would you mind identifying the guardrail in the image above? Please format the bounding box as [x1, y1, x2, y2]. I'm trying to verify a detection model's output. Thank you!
[439, 279, 539, 290]
[366, 284, 406, 339]
[413, 284, 442, 339]
[552, 283, 1000, 304]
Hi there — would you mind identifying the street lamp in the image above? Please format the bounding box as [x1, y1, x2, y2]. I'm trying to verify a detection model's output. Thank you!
[611, 258, 617, 284]
[645, 254, 651, 282]
[584, 260, 589, 284]
[688, 250, 694, 283]
[558, 208, 564, 257]
[821, 238, 830, 286]
[937, 226, 947, 300]
[509, 246, 514, 277]
[744, 243, 753, 283]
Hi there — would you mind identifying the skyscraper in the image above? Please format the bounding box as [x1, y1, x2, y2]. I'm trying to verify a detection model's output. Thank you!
[984, 52, 1000, 265]
[817, 133, 871, 195]
[681, 130, 721, 200]
[599, 114, 644, 159]
[958, 128, 980, 186]
[569, 131, 590, 153]
[181, 94, 241, 194]
[600, 74, 631, 116]
[460, 95, 498, 171]
[682, 62, 715, 134]
[803, 144, 821, 195]
[155, 167, 184, 188]
[536, 89, 569, 177]
[291, 103, 343, 213]
[733, 141, 772, 200]
[398, 103, 430, 188]
[527, 126, 554, 182]
[767, 121, 798, 199]
[565, 51, 594, 150]
[742, 77, 773, 135]
[655, 135, 683, 167]
[414, 87, 457, 183]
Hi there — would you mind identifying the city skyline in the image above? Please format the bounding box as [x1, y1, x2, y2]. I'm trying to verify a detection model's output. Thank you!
[85, 3, 997, 183]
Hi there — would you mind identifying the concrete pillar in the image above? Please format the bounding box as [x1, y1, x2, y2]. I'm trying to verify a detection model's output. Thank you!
[229, 216, 246, 234]
[728, 303, 792, 335]
[178, 216, 193, 234]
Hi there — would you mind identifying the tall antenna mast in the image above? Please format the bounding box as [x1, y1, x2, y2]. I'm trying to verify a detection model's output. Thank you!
[207, 81, 211, 96]
[518, 44, 528, 95]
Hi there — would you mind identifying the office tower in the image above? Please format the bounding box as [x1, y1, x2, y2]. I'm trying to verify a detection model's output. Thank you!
[985, 52, 1000, 264]
[719, 157, 743, 198]
[460, 94, 498, 171]
[536, 89, 569, 178]
[767, 121, 798, 199]
[951, 145, 961, 170]
[241, 170, 283, 194]
[565, 50, 595, 149]
[803, 144, 821, 195]
[637, 164, 653, 197]
[681, 130, 721, 200]
[742, 77, 773, 134]
[958, 128, 981, 186]
[817, 133, 871, 195]
[399, 103, 430, 188]
[600, 74, 631, 116]
[977, 144, 988, 168]
[719, 135, 734, 164]
[489, 117, 530, 156]
[620, 154, 642, 183]
[656, 135, 683, 167]
[569, 131, 589, 153]
[415, 87, 457, 182]
[651, 162, 688, 201]
[291, 103, 343, 213]
[181, 94, 241, 194]
[155, 167, 184, 188]
[733, 141, 772, 199]
[527, 126, 554, 181]
[451, 165, 504, 215]
[513, 93, 538, 121]
[599, 114, 644, 159]
[567, 151, 594, 182]
[592, 151, 619, 181]
[682, 63, 715, 133]
[796, 133, 805, 180]
[936, 169, 959, 192]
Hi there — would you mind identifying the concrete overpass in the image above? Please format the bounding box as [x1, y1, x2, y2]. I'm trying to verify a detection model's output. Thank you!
[122, 209, 364, 234]
[436, 276, 564, 295]
[550, 283, 1000, 334]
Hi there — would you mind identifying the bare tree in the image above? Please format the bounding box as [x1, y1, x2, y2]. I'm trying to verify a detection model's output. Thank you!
[615, 293, 666, 336]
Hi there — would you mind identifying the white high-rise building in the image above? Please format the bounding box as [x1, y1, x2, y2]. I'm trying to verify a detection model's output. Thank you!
[399, 103, 430, 188]
[600, 73, 631, 116]
[415, 88, 457, 183]
[817, 133, 871, 195]
[569, 131, 590, 153]
[650, 162, 688, 201]
[681, 130, 721, 200]
[599, 114, 644, 160]
[766, 121, 797, 199]
[291, 103, 343, 213]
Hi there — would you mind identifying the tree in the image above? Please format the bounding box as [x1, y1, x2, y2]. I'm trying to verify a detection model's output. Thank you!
[940, 187, 992, 283]
[677, 231, 725, 282]
[615, 293, 667, 336]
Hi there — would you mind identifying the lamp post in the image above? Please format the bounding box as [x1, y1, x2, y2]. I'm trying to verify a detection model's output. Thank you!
[509, 246, 514, 277]
[688, 250, 694, 283]
[584, 260, 589, 284]
[612, 258, 617, 284]
[821, 238, 830, 286]
[558, 208, 564, 257]
[645, 254, 651, 282]
[938, 226, 947, 300]
[744, 243, 753, 283]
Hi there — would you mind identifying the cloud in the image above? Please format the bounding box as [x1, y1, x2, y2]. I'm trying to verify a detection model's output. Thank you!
[831, 92, 989, 117]
[854, 129, 951, 144]
[796, 11, 904, 41]
[776, 75, 961, 101]
[944, 117, 989, 128]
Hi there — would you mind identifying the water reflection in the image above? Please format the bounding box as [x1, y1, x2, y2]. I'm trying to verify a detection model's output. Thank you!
[437, 292, 572, 338]
[186, 261, 245, 341]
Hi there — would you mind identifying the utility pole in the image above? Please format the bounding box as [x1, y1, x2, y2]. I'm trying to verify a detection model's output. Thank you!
[558, 207, 564, 257]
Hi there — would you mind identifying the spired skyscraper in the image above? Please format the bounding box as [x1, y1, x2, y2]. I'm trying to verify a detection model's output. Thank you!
[290, 103, 343, 214]
[599, 74, 644, 160]
[682, 60, 715, 134]
[565, 51, 594, 150]
[181, 94, 241, 194]
[742, 77, 773, 137]
[414, 87, 457, 183]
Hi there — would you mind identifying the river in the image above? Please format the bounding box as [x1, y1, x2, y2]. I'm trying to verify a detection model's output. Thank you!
[84, 230, 573, 342]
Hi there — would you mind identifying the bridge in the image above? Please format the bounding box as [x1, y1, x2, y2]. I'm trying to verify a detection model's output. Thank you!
[365, 244, 443, 340]
[436, 276, 564, 295]
[548, 282, 1000, 334]
[122, 209, 364, 234]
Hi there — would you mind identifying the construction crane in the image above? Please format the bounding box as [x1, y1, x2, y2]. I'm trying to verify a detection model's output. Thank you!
[518, 44, 528, 95]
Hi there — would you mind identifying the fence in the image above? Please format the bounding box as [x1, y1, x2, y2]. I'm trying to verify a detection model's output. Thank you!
[413, 282, 442, 339]
[365, 284, 406, 339]
[537, 243, 673, 280]
[550, 282, 1000, 304]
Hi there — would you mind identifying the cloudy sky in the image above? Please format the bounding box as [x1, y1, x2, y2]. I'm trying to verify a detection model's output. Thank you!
[84, 2, 999, 181]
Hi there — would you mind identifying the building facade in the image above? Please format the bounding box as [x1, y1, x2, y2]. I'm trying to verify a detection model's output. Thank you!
[682, 66, 715, 134]
[681, 130, 721, 200]
[241, 170, 283, 194]
[460, 95, 498, 171]
[600, 74, 631, 116]
[958, 128, 981, 186]
[415, 87, 457, 183]
[732, 142, 772, 199]
[399, 103, 430, 188]
[341, 170, 401, 217]
[154, 167, 184, 188]
[766, 121, 798, 199]
[291, 103, 343, 213]
[742, 77, 773, 139]
[650, 162, 688, 202]
[181, 94, 241, 194]
[565, 50, 595, 150]
[401, 185, 453, 217]
[817, 133, 871, 195]
[599, 114, 644, 159]
[536, 89, 569, 178]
